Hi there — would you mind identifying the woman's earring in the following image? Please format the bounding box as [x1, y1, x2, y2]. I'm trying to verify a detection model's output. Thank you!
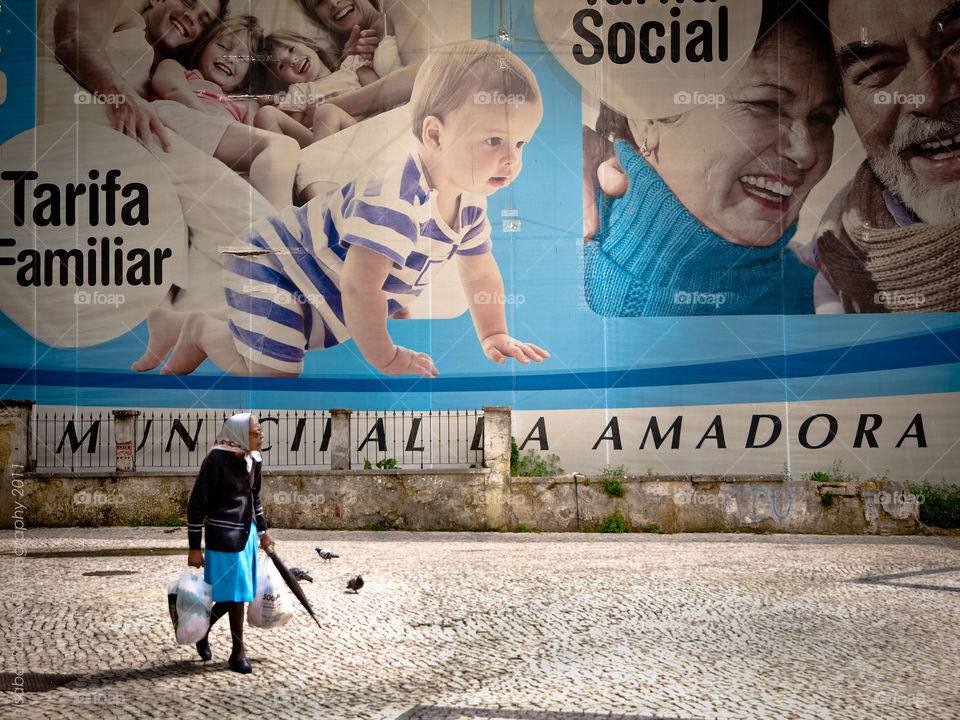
[640, 141, 653, 158]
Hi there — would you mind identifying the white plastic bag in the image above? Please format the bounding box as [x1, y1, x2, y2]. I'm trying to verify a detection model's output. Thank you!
[247, 553, 293, 629]
[173, 568, 213, 644]
[166, 578, 180, 639]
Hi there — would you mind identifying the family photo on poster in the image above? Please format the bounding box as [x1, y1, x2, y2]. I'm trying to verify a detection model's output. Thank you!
[18, 0, 546, 379]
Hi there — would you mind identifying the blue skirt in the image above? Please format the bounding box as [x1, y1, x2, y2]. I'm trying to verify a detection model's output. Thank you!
[204, 526, 258, 603]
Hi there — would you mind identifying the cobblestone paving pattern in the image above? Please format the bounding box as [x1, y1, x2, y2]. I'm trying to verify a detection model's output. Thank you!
[1, 529, 958, 719]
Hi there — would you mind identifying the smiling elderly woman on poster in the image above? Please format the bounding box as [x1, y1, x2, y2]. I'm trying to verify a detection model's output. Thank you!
[583, 0, 841, 316]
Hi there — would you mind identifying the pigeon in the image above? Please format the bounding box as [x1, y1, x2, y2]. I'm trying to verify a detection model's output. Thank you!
[316, 548, 339, 562]
[290, 567, 313, 583]
[347, 575, 364, 593]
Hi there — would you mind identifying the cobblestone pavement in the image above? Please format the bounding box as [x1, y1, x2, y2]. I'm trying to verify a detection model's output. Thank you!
[1, 529, 959, 720]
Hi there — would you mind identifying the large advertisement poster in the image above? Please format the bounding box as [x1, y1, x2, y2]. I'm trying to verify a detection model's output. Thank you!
[1, 0, 958, 478]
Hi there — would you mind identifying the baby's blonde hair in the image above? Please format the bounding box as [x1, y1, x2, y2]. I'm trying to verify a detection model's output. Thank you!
[410, 40, 540, 139]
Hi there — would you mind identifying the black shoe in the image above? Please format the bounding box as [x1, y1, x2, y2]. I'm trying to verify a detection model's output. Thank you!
[228, 657, 252, 674]
[196, 636, 211, 661]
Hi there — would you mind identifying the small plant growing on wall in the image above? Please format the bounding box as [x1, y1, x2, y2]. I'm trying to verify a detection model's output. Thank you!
[828, 460, 859, 482]
[363, 458, 398, 469]
[596, 510, 629, 533]
[599, 464, 627, 478]
[514, 448, 564, 477]
[905, 480, 960, 529]
[601, 478, 626, 498]
[808, 461, 860, 484]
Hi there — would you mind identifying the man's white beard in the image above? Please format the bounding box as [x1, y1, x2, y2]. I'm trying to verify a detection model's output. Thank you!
[867, 111, 960, 225]
[870, 153, 960, 225]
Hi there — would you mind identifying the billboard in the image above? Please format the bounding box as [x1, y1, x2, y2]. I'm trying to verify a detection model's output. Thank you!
[1, 0, 958, 478]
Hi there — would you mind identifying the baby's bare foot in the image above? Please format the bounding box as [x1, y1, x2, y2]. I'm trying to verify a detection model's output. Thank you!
[160, 313, 209, 375]
[131, 307, 185, 372]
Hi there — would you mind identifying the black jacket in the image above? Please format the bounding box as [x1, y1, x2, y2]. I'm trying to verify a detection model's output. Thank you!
[187, 449, 267, 552]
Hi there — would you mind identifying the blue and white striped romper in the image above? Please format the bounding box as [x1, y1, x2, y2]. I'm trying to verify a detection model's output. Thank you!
[223, 152, 492, 374]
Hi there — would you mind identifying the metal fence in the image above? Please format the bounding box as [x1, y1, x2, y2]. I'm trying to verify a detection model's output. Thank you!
[33, 408, 483, 472]
[34, 410, 115, 471]
[350, 409, 484, 469]
[134, 410, 331, 470]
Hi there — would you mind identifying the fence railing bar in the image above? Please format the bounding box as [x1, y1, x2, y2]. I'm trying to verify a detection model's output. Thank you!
[34, 408, 481, 471]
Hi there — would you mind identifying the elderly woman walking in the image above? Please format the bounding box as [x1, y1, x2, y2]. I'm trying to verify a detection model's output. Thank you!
[187, 413, 274, 673]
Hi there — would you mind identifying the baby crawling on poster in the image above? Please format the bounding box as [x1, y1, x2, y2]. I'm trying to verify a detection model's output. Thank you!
[132, 40, 548, 378]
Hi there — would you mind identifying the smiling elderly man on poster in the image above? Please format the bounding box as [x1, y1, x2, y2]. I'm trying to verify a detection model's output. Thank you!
[814, 0, 960, 312]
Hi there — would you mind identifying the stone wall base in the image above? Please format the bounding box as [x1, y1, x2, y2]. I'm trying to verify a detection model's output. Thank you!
[2, 471, 922, 535]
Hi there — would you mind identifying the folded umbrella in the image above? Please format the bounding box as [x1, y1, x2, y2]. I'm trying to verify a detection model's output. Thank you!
[263, 545, 322, 629]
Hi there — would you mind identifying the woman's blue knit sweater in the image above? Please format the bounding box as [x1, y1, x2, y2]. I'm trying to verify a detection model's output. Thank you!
[584, 141, 815, 316]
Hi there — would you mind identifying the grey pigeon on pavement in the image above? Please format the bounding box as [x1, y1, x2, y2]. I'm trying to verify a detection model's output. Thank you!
[316, 548, 339, 562]
[290, 567, 313, 583]
[347, 575, 364, 593]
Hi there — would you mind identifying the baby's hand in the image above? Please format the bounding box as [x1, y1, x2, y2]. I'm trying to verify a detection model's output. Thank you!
[481, 334, 550, 365]
[379, 346, 438, 378]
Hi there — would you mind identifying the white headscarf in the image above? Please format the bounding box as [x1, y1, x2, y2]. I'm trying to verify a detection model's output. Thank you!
[212, 412, 261, 470]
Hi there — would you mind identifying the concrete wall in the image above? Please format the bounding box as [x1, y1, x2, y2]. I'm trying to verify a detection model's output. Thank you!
[3, 470, 921, 535]
[506, 475, 922, 535]
[5, 470, 492, 531]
